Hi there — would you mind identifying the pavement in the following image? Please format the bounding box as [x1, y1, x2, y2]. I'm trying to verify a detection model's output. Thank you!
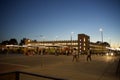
[0, 54, 120, 80]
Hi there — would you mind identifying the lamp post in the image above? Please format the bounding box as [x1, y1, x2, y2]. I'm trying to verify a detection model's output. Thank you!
[40, 35, 45, 67]
[56, 36, 58, 41]
[40, 35, 45, 55]
[99, 28, 103, 43]
[99, 28, 103, 54]
[71, 32, 74, 52]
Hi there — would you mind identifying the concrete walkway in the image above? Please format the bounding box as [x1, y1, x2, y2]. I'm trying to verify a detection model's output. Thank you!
[21, 55, 119, 80]
[0, 54, 119, 80]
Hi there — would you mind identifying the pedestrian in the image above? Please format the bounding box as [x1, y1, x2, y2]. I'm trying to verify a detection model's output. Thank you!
[87, 48, 92, 61]
[72, 48, 78, 62]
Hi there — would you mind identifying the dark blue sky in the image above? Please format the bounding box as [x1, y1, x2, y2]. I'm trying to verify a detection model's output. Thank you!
[0, 0, 120, 47]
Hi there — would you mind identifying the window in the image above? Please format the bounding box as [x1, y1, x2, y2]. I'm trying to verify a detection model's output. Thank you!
[80, 46, 81, 49]
[84, 43, 86, 46]
[84, 38, 86, 42]
[80, 43, 81, 45]
[84, 47, 85, 50]
[80, 50, 81, 52]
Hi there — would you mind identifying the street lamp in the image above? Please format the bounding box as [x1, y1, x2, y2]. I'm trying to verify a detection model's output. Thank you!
[56, 36, 58, 41]
[99, 28, 103, 43]
[71, 32, 74, 51]
[40, 35, 45, 55]
[99, 28, 103, 54]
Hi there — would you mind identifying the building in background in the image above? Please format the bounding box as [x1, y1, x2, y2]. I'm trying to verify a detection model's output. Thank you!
[0, 34, 111, 55]
[78, 34, 90, 54]
[25, 34, 108, 55]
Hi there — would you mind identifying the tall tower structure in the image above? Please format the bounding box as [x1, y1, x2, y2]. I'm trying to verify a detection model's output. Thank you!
[78, 34, 90, 54]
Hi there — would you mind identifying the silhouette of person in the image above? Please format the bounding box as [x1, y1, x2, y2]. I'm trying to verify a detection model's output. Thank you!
[72, 48, 78, 62]
[87, 48, 92, 61]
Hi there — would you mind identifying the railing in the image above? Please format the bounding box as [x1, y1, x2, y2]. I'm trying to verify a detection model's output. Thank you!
[116, 58, 120, 76]
[0, 71, 66, 80]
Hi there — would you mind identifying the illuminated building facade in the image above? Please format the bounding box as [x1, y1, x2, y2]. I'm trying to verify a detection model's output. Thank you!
[78, 34, 90, 54]
[26, 34, 107, 54]
[1, 34, 109, 55]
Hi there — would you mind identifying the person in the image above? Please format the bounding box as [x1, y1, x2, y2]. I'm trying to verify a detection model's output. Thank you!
[87, 48, 92, 61]
[72, 48, 78, 62]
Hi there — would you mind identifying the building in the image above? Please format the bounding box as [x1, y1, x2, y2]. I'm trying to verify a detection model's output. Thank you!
[78, 34, 90, 54]
[0, 34, 109, 55]
[25, 34, 108, 55]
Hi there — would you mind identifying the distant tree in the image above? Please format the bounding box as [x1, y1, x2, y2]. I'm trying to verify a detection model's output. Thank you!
[9, 38, 18, 45]
[1, 38, 18, 45]
[96, 41, 110, 47]
[103, 42, 110, 47]
[1, 40, 9, 45]
[33, 40, 37, 42]
[19, 38, 27, 45]
[96, 41, 102, 44]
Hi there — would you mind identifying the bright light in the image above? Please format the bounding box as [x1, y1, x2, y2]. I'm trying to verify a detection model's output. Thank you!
[71, 32, 74, 35]
[106, 53, 109, 56]
[106, 53, 114, 56]
[99, 28, 103, 32]
[110, 53, 113, 56]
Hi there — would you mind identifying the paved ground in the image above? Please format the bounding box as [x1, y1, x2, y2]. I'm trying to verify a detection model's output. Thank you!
[0, 54, 120, 80]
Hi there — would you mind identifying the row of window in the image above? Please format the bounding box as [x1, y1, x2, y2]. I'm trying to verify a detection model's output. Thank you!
[79, 37, 90, 42]
[30, 42, 78, 46]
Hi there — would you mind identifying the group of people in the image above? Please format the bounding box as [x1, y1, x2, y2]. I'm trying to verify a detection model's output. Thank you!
[72, 48, 92, 62]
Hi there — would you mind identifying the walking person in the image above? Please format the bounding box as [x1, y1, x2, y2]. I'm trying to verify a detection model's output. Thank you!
[87, 48, 92, 61]
[72, 48, 78, 62]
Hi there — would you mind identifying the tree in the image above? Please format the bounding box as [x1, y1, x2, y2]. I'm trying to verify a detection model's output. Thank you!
[19, 38, 27, 45]
[96, 41, 110, 47]
[9, 38, 18, 45]
[1, 38, 18, 45]
[1, 40, 9, 45]
[96, 41, 102, 44]
[103, 42, 110, 47]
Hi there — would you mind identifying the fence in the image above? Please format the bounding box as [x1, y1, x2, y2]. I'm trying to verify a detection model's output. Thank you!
[0, 71, 66, 80]
[116, 58, 120, 78]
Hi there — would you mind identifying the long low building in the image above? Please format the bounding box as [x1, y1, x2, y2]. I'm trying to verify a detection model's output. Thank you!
[0, 34, 110, 55]
[25, 34, 109, 54]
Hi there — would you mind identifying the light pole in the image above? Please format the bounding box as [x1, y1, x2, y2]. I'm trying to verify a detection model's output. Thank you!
[40, 35, 45, 67]
[71, 32, 74, 52]
[99, 28, 103, 54]
[99, 28, 103, 43]
[40, 35, 45, 55]
[56, 36, 58, 41]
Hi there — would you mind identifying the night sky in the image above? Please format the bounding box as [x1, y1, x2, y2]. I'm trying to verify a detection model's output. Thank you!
[0, 0, 120, 47]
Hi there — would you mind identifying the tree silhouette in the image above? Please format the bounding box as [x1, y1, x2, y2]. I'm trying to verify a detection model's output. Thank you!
[96, 41, 110, 47]
[1, 40, 9, 45]
[1, 38, 18, 45]
[9, 38, 18, 45]
[19, 38, 27, 45]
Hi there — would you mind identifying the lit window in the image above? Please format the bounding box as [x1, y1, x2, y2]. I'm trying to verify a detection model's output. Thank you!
[80, 43, 81, 45]
[80, 46, 81, 49]
[84, 38, 86, 42]
[84, 47, 85, 50]
[84, 43, 86, 46]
